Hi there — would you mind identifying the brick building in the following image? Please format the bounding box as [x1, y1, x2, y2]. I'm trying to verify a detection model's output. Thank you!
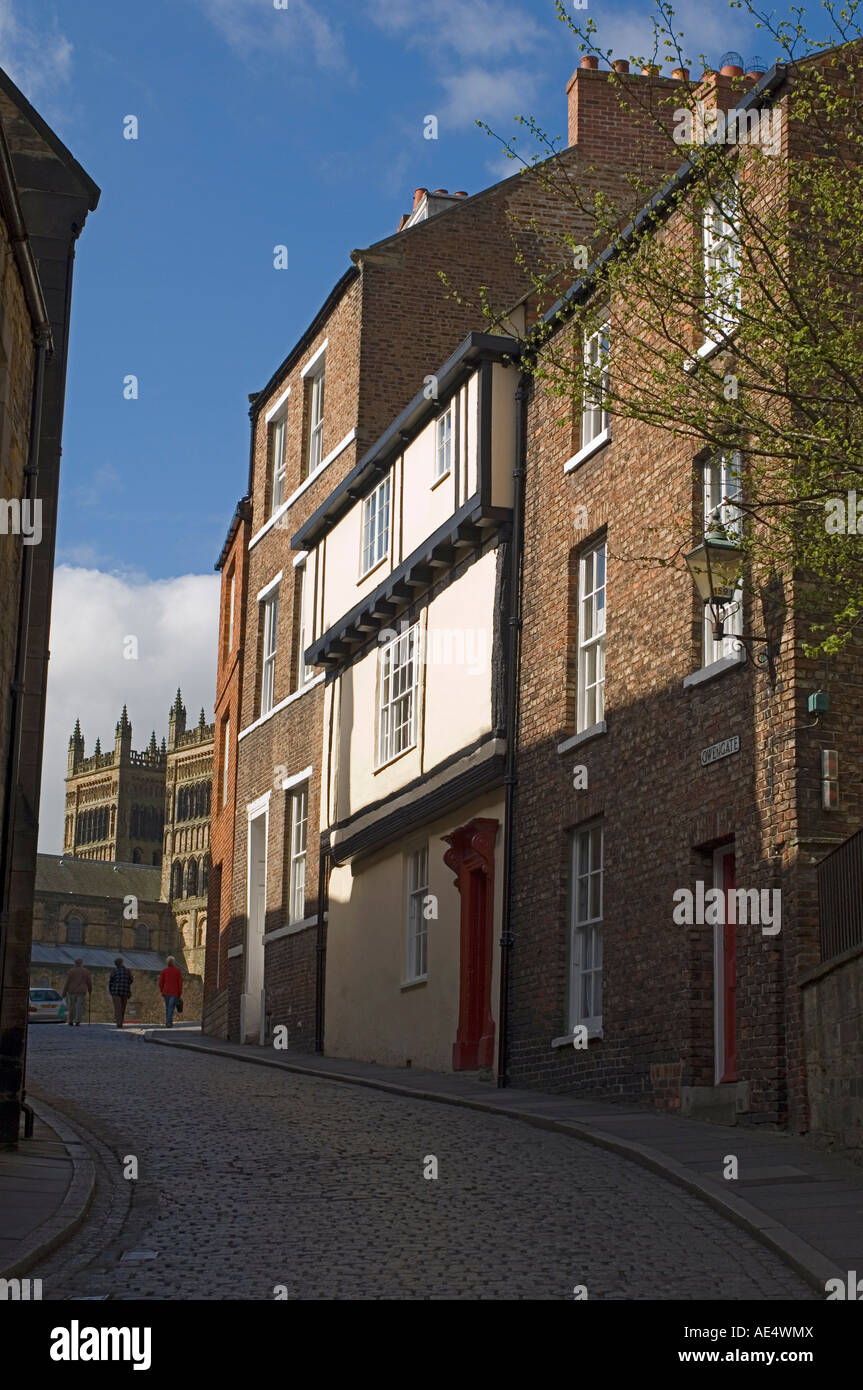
[206, 46, 861, 1141]
[503, 52, 863, 1134]
[204, 497, 251, 1037]
[0, 68, 98, 1143]
[208, 145, 605, 1048]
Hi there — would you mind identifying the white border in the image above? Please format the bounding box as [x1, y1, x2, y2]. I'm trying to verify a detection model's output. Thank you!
[264, 383, 291, 424]
[256, 570, 283, 603]
[246, 789, 271, 820]
[281, 764, 313, 793]
[564, 426, 611, 474]
[237, 672, 325, 742]
[300, 339, 328, 378]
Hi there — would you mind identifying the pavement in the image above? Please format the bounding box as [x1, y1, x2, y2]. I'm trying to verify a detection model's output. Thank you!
[15, 1021, 813, 1300]
[143, 1027, 863, 1294]
[6, 1021, 861, 1299]
[0, 1098, 94, 1280]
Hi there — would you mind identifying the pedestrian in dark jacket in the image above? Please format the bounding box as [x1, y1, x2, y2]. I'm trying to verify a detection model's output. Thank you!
[158, 957, 183, 1027]
[108, 957, 133, 1028]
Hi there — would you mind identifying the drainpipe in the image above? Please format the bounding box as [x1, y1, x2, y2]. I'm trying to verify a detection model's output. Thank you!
[315, 677, 336, 1053]
[496, 369, 528, 1088]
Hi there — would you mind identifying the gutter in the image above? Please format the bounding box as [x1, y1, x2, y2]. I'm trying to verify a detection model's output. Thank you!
[496, 371, 529, 1088]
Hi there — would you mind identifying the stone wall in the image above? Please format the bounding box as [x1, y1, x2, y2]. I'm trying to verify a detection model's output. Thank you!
[802, 946, 863, 1154]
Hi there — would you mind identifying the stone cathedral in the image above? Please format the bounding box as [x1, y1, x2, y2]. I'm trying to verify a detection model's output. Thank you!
[62, 690, 215, 974]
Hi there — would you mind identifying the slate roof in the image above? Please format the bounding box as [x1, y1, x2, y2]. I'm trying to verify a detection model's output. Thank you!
[35, 854, 164, 903]
[31, 944, 170, 973]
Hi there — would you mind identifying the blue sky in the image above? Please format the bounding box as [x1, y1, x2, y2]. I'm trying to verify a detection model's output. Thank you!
[0, 0, 830, 847]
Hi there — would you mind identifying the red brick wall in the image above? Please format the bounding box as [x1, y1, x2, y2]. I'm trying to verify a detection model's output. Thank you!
[204, 501, 251, 1038]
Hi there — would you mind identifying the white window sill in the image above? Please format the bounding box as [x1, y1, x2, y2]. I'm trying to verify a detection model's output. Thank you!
[264, 915, 317, 944]
[400, 975, 428, 992]
[682, 650, 746, 688]
[374, 739, 417, 775]
[557, 720, 607, 754]
[358, 551, 389, 585]
[238, 673, 325, 741]
[431, 468, 451, 491]
[564, 427, 611, 474]
[551, 1024, 603, 1048]
[248, 428, 356, 549]
[684, 329, 738, 374]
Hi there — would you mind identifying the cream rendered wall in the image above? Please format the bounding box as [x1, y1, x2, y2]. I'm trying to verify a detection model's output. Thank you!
[464, 371, 478, 502]
[400, 380, 471, 558]
[324, 791, 505, 1072]
[319, 468, 397, 633]
[490, 362, 516, 509]
[333, 547, 497, 823]
[421, 547, 495, 771]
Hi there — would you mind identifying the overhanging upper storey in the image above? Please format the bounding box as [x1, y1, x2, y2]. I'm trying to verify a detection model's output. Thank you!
[296, 333, 521, 673]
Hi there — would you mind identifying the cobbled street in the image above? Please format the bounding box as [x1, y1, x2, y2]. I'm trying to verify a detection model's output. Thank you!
[26, 1024, 814, 1301]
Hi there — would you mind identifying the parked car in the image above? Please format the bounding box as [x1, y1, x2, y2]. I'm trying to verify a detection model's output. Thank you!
[28, 987, 66, 1023]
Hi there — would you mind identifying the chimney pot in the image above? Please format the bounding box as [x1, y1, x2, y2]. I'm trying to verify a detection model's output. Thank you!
[432, 188, 448, 195]
[454, 190, 468, 198]
[745, 69, 765, 81]
[721, 64, 744, 77]
[641, 64, 659, 76]
[580, 56, 599, 70]
[413, 187, 427, 210]
[671, 67, 689, 81]
[611, 59, 630, 73]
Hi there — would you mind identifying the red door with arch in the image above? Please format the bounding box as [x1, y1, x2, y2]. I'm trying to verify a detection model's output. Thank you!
[443, 818, 498, 1072]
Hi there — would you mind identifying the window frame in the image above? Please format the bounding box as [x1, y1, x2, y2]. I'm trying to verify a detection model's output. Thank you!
[360, 474, 392, 578]
[377, 622, 420, 768]
[288, 785, 308, 925]
[226, 569, 235, 654]
[581, 318, 610, 450]
[270, 413, 288, 515]
[568, 822, 604, 1035]
[221, 715, 230, 808]
[293, 562, 309, 692]
[701, 450, 743, 667]
[405, 843, 429, 982]
[434, 404, 453, 483]
[703, 179, 741, 340]
[307, 364, 326, 477]
[576, 540, 607, 733]
[261, 587, 280, 718]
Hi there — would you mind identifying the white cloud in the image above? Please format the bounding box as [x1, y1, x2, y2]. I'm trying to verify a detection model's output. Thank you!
[197, 0, 348, 70]
[438, 65, 541, 128]
[369, 0, 547, 61]
[0, 0, 73, 105]
[39, 567, 220, 854]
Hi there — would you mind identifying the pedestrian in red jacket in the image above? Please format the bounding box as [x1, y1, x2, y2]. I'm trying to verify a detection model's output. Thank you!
[158, 957, 183, 1027]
